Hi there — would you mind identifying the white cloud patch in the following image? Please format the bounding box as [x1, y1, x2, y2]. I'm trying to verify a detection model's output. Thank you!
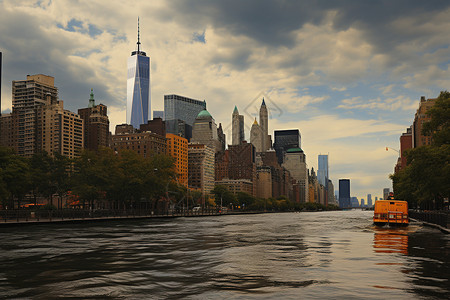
[338, 95, 417, 111]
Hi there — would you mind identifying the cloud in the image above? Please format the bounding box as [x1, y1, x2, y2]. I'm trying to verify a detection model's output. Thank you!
[338, 95, 417, 111]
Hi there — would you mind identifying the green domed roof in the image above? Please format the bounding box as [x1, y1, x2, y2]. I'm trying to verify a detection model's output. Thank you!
[197, 109, 212, 119]
[286, 147, 303, 153]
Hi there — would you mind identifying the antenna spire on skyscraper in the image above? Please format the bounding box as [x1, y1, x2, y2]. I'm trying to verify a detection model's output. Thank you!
[137, 17, 141, 53]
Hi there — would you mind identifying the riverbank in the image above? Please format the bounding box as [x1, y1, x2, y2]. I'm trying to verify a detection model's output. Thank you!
[410, 218, 450, 234]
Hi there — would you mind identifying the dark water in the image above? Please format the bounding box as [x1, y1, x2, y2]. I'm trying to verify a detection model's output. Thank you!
[0, 210, 448, 299]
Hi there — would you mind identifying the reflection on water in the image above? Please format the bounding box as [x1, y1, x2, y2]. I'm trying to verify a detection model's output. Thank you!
[373, 228, 409, 255]
[0, 211, 448, 299]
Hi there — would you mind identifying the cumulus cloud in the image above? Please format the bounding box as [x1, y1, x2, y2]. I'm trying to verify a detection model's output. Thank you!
[1, 0, 449, 199]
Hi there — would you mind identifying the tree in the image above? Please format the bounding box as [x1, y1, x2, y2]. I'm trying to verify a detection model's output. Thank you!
[422, 90, 450, 146]
[211, 185, 236, 207]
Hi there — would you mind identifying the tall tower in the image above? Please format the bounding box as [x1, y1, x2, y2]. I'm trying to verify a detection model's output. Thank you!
[259, 98, 269, 151]
[127, 17, 150, 129]
[232, 105, 244, 145]
[318, 155, 329, 188]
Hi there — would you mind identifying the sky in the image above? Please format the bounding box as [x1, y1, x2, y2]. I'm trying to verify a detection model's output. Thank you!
[1, 0, 450, 202]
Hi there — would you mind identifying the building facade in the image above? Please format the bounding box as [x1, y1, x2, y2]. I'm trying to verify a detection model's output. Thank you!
[112, 124, 166, 157]
[188, 143, 215, 196]
[166, 133, 188, 187]
[164, 94, 206, 126]
[191, 109, 221, 153]
[127, 20, 150, 129]
[232, 106, 244, 145]
[11, 74, 58, 156]
[282, 148, 308, 203]
[339, 179, 351, 208]
[228, 142, 256, 196]
[273, 129, 301, 165]
[78, 89, 109, 151]
[250, 118, 263, 153]
[412, 96, 436, 148]
[37, 100, 84, 158]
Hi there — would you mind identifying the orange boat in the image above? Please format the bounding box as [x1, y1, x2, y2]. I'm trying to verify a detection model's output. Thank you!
[373, 199, 409, 226]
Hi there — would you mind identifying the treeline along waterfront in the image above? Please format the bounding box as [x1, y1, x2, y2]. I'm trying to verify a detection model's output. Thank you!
[0, 146, 337, 213]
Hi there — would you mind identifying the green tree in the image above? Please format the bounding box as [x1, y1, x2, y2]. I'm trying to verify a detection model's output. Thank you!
[422, 90, 450, 146]
[212, 185, 236, 207]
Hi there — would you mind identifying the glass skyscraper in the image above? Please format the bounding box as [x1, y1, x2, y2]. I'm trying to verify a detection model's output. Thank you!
[318, 154, 329, 188]
[273, 129, 301, 164]
[339, 179, 351, 208]
[164, 94, 206, 126]
[127, 19, 150, 129]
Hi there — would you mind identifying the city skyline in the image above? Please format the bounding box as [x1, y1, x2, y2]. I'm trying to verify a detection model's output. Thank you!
[1, 1, 449, 200]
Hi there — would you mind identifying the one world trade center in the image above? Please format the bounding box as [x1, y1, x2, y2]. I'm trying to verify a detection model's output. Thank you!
[127, 18, 150, 129]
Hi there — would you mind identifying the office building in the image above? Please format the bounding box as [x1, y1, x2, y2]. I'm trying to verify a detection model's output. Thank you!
[273, 129, 301, 165]
[282, 148, 308, 203]
[259, 98, 271, 151]
[232, 106, 244, 145]
[166, 133, 188, 187]
[228, 142, 256, 196]
[383, 188, 390, 200]
[188, 143, 215, 196]
[318, 155, 329, 188]
[361, 199, 365, 207]
[250, 118, 263, 153]
[164, 94, 206, 126]
[255, 167, 272, 199]
[127, 19, 150, 129]
[367, 194, 372, 207]
[339, 179, 351, 208]
[191, 109, 221, 153]
[78, 89, 110, 151]
[351, 197, 359, 208]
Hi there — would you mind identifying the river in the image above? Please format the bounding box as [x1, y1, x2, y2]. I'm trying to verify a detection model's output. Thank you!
[0, 210, 448, 299]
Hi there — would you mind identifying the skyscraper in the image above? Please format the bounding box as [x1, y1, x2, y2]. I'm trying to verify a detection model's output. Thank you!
[12, 74, 58, 156]
[367, 194, 372, 207]
[318, 154, 329, 188]
[232, 106, 244, 145]
[127, 18, 150, 129]
[250, 118, 263, 152]
[164, 94, 206, 126]
[259, 98, 270, 151]
[273, 129, 301, 165]
[78, 89, 110, 151]
[282, 148, 308, 203]
[339, 179, 351, 208]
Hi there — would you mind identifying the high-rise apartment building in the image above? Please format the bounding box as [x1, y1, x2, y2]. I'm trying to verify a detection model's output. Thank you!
[232, 106, 244, 145]
[127, 19, 150, 129]
[164, 94, 206, 126]
[188, 143, 215, 196]
[412, 96, 436, 148]
[166, 133, 188, 187]
[273, 129, 301, 165]
[78, 89, 109, 151]
[339, 179, 351, 208]
[11, 74, 58, 156]
[37, 100, 84, 158]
